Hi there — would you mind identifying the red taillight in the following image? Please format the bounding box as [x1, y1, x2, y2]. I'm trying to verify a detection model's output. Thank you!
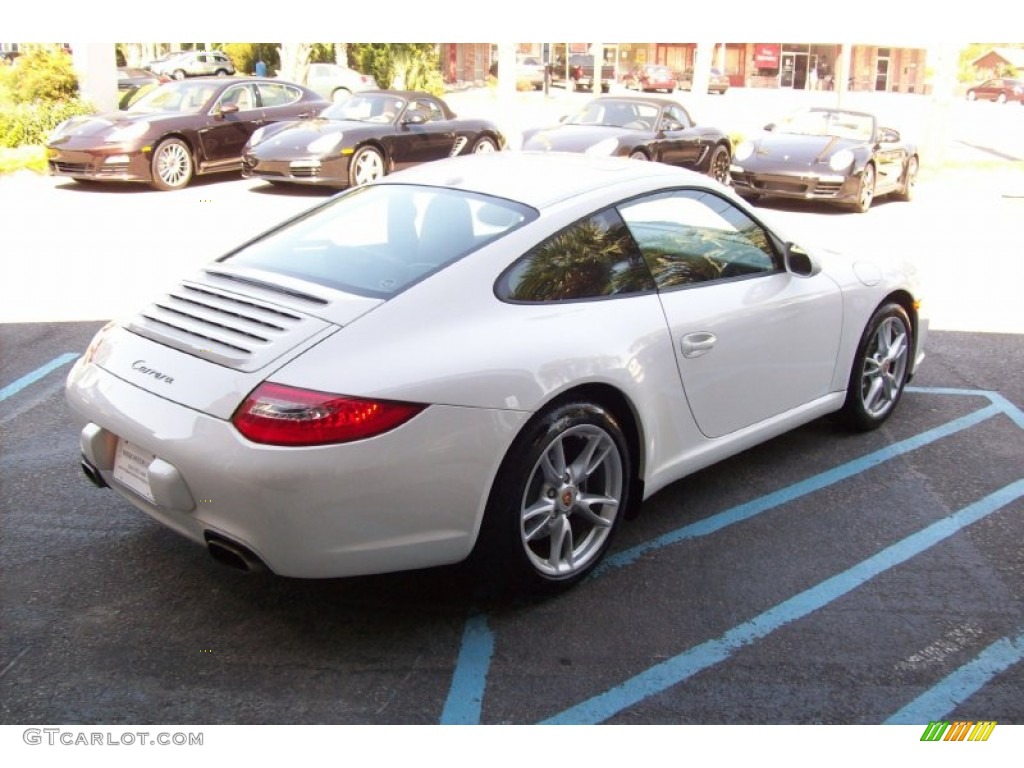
[232, 382, 426, 446]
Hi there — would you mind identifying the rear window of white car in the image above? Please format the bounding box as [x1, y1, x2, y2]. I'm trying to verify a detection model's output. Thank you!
[220, 184, 536, 298]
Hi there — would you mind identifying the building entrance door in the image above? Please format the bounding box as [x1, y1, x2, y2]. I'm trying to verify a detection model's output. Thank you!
[875, 56, 890, 91]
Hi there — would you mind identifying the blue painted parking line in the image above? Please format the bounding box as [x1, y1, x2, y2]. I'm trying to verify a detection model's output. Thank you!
[441, 388, 1024, 724]
[0, 353, 78, 404]
[885, 628, 1024, 725]
[441, 614, 495, 725]
[543, 480, 1024, 724]
[596, 401, 1002, 575]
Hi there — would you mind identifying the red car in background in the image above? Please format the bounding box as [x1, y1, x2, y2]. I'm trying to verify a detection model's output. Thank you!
[624, 64, 678, 93]
[966, 78, 1024, 104]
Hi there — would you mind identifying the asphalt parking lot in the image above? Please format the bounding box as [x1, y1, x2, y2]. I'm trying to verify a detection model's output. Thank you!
[1, 87, 1022, 729]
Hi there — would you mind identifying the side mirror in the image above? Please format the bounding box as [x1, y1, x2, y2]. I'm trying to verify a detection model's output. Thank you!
[661, 119, 683, 132]
[879, 127, 900, 143]
[403, 113, 426, 126]
[785, 242, 820, 277]
[217, 102, 240, 117]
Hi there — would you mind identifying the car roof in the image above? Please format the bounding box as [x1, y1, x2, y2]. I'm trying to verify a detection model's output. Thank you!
[587, 94, 681, 108]
[377, 151, 695, 210]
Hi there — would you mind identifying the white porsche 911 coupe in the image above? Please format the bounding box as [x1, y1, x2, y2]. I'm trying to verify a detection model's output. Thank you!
[66, 152, 927, 592]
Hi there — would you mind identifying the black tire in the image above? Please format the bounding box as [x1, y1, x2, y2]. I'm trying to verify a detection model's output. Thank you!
[629, 150, 649, 161]
[173, 69, 186, 81]
[331, 88, 351, 103]
[347, 145, 385, 187]
[707, 144, 731, 185]
[996, 93, 1007, 104]
[214, 69, 228, 77]
[473, 402, 632, 593]
[838, 303, 913, 431]
[150, 138, 193, 191]
[895, 156, 918, 202]
[853, 163, 875, 213]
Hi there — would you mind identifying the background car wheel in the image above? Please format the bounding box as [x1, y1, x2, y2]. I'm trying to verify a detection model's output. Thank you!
[738, 192, 761, 204]
[472, 136, 498, 153]
[474, 402, 632, 593]
[629, 150, 648, 161]
[173, 69, 186, 81]
[215, 69, 228, 77]
[838, 302, 912, 431]
[996, 93, 1007, 104]
[150, 138, 193, 191]
[896, 156, 918, 202]
[331, 88, 351, 103]
[348, 146, 385, 187]
[707, 145, 731, 185]
[966, 90, 977, 101]
[853, 164, 875, 213]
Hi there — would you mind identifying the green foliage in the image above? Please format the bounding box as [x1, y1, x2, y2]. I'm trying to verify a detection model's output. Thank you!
[349, 44, 443, 94]
[0, 98, 95, 148]
[0, 47, 78, 103]
[0, 145, 48, 174]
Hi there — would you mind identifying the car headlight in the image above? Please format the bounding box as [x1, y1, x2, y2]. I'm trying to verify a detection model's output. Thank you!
[828, 149, 854, 172]
[306, 133, 344, 154]
[105, 121, 150, 143]
[734, 140, 755, 162]
[585, 138, 619, 157]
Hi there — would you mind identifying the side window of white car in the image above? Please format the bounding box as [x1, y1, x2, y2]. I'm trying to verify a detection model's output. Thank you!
[497, 207, 656, 303]
[618, 189, 781, 290]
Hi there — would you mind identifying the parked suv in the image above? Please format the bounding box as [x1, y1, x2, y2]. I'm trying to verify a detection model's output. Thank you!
[154, 51, 236, 80]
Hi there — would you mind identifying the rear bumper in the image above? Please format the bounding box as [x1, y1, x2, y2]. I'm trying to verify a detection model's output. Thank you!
[65, 359, 528, 578]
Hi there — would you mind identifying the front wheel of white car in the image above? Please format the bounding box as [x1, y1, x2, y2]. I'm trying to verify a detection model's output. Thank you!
[838, 303, 912, 431]
[475, 402, 632, 593]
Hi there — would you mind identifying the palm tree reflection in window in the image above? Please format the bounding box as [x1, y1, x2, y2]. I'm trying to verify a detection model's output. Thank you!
[502, 208, 655, 302]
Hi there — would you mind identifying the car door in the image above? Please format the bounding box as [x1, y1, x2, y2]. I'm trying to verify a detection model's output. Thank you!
[654, 105, 705, 168]
[873, 127, 907, 193]
[618, 189, 844, 438]
[389, 97, 456, 170]
[197, 82, 263, 169]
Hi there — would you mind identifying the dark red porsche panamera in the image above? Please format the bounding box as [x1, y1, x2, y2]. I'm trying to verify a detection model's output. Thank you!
[46, 77, 329, 191]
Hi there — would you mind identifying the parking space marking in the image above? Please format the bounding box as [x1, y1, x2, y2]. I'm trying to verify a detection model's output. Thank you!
[0, 352, 78, 404]
[885, 628, 1024, 725]
[442, 388, 1024, 724]
[543, 480, 1024, 724]
[441, 614, 495, 725]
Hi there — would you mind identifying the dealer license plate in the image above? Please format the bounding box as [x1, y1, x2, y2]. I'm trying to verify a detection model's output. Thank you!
[112, 439, 156, 503]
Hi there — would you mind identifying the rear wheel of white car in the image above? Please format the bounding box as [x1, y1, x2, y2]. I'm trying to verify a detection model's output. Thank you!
[839, 303, 912, 431]
[629, 150, 648, 161]
[331, 88, 351, 103]
[896, 156, 918, 202]
[173, 69, 186, 81]
[476, 402, 631, 593]
[348, 146, 385, 187]
[853, 163, 875, 213]
[472, 136, 497, 153]
[150, 138, 193, 191]
[215, 69, 228, 76]
[707, 145, 731, 185]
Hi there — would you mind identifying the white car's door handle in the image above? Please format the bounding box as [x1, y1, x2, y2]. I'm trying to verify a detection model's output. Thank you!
[680, 332, 717, 358]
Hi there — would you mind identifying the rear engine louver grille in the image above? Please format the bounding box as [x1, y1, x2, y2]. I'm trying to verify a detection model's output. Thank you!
[126, 282, 329, 372]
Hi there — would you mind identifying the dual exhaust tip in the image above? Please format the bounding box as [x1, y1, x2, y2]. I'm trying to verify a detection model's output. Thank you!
[80, 456, 267, 574]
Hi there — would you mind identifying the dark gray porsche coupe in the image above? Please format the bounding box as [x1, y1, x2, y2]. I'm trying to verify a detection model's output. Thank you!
[729, 107, 919, 213]
[520, 95, 732, 184]
[241, 90, 505, 189]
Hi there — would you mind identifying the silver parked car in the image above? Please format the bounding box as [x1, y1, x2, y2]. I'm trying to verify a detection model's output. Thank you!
[66, 152, 926, 593]
[302, 62, 378, 102]
[153, 51, 236, 80]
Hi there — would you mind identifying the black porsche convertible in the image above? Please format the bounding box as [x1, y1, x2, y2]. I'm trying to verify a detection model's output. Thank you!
[728, 107, 919, 213]
[241, 90, 505, 189]
[519, 95, 732, 184]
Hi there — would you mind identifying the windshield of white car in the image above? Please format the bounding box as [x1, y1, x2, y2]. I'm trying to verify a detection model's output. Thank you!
[129, 81, 220, 113]
[220, 184, 537, 298]
[565, 100, 661, 129]
[775, 110, 874, 141]
[321, 93, 407, 123]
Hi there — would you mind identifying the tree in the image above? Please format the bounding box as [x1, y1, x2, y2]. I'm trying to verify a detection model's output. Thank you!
[277, 43, 312, 83]
[349, 44, 444, 95]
